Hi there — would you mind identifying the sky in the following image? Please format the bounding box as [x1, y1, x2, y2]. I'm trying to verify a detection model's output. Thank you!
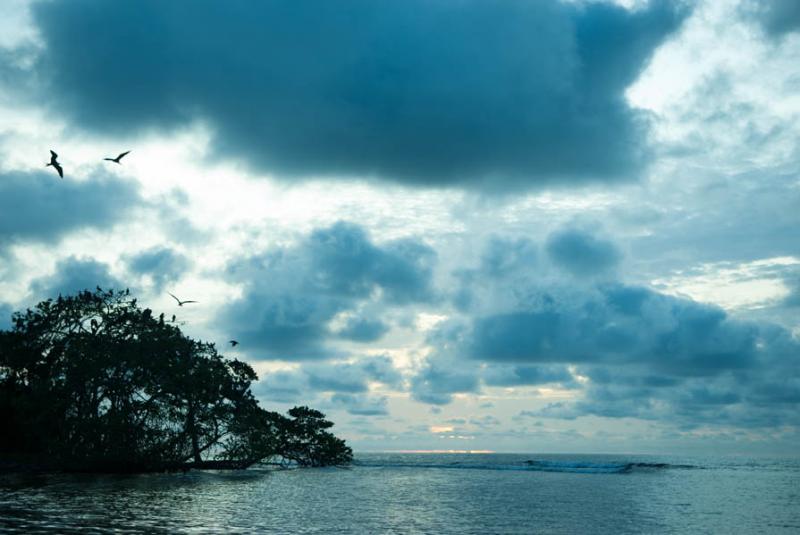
[0, 0, 798, 454]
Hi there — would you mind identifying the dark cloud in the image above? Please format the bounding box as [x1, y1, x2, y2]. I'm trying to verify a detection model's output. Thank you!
[126, 247, 191, 291]
[221, 222, 435, 360]
[305, 224, 436, 304]
[782, 276, 800, 307]
[469, 287, 798, 427]
[30, 256, 124, 299]
[410, 226, 799, 430]
[545, 227, 621, 277]
[356, 355, 404, 389]
[559, 347, 800, 429]
[253, 356, 402, 405]
[330, 393, 389, 416]
[334, 315, 390, 343]
[465, 285, 757, 376]
[308, 356, 403, 392]
[0, 171, 142, 249]
[28, 0, 687, 189]
[410, 358, 480, 405]
[0, 45, 39, 98]
[482, 365, 574, 387]
[252, 370, 308, 403]
[754, 0, 800, 36]
[520, 403, 580, 421]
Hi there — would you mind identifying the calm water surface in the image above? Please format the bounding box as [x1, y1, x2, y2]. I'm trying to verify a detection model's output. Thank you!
[1, 453, 798, 533]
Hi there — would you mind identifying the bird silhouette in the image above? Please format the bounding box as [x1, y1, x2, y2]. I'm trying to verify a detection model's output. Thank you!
[168, 292, 198, 307]
[229, 340, 239, 347]
[46, 150, 63, 178]
[104, 150, 131, 164]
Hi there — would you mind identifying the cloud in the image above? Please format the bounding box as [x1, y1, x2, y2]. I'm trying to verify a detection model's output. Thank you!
[252, 370, 308, 403]
[409, 229, 799, 430]
[27, 0, 687, 189]
[562, 338, 800, 429]
[333, 314, 390, 343]
[330, 393, 389, 416]
[410, 357, 480, 405]
[305, 223, 436, 305]
[754, 0, 800, 36]
[356, 354, 405, 389]
[253, 355, 403, 405]
[782, 275, 800, 307]
[479, 237, 538, 278]
[221, 222, 435, 360]
[465, 284, 758, 376]
[306, 364, 373, 393]
[482, 365, 574, 387]
[520, 403, 580, 421]
[469, 415, 501, 428]
[125, 246, 191, 292]
[0, 171, 142, 250]
[30, 256, 124, 299]
[545, 227, 622, 277]
[453, 236, 538, 310]
[408, 354, 579, 405]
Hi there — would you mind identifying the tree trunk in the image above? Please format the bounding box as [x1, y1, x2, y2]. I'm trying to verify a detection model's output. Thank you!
[186, 405, 202, 463]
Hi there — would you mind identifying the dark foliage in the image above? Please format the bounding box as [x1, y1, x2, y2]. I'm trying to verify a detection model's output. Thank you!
[0, 289, 351, 472]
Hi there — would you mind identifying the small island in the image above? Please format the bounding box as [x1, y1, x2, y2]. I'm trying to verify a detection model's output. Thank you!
[0, 288, 352, 473]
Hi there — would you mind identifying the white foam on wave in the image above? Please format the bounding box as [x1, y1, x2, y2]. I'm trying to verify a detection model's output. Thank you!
[353, 459, 694, 474]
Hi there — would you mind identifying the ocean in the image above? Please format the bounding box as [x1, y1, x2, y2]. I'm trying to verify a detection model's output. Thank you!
[1, 453, 798, 533]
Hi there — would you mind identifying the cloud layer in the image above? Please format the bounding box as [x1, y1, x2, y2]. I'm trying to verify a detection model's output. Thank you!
[221, 221, 435, 360]
[30, 256, 123, 298]
[409, 227, 800, 429]
[29, 0, 687, 188]
[253, 355, 401, 415]
[755, 0, 800, 36]
[0, 171, 141, 250]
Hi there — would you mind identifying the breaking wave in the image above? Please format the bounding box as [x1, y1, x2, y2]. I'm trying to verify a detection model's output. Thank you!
[353, 459, 698, 474]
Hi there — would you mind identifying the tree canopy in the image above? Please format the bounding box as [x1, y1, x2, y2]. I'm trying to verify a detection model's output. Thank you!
[0, 288, 351, 472]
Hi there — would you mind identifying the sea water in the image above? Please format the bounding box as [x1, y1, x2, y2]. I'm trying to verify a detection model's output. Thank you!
[1, 453, 798, 533]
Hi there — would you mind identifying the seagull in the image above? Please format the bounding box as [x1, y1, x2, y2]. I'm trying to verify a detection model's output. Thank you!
[229, 340, 239, 347]
[168, 292, 198, 307]
[46, 150, 63, 178]
[104, 150, 131, 164]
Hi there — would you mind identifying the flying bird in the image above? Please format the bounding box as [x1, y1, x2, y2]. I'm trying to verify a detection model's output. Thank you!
[104, 150, 131, 164]
[46, 150, 63, 178]
[168, 292, 198, 307]
[229, 340, 239, 347]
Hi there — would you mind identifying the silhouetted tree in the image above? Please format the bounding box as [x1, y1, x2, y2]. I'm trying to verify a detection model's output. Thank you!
[0, 289, 352, 472]
[274, 407, 353, 467]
